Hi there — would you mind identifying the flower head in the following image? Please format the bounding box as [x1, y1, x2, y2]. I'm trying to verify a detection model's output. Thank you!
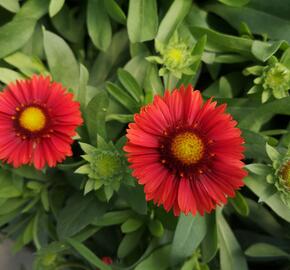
[147, 33, 197, 78]
[244, 57, 290, 102]
[0, 75, 83, 169]
[76, 137, 132, 200]
[266, 144, 290, 206]
[124, 85, 247, 216]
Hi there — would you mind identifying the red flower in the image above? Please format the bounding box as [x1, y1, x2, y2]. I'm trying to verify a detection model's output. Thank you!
[0, 75, 83, 169]
[124, 85, 247, 216]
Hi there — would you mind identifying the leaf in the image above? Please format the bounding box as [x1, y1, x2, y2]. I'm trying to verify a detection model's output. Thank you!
[245, 175, 290, 222]
[201, 213, 218, 263]
[85, 90, 109, 143]
[218, 0, 249, 7]
[117, 68, 143, 103]
[0, 170, 22, 198]
[78, 64, 89, 110]
[4, 52, 48, 76]
[135, 245, 171, 270]
[119, 185, 147, 215]
[92, 210, 133, 226]
[0, 0, 48, 59]
[229, 191, 249, 217]
[57, 193, 107, 239]
[106, 82, 139, 113]
[156, 0, 192, 44]
[43, 29, 79, 91]
[171, 214, 207, 266]
[127, 0, 158, 43]
[0, 0, 20, 12]
[87, 0, 112, 51]
[245, 164, 272, 176]
[205, 3, 290, 43]
[49, 0, 65, 17]
[121, 218, 143, 233]
[148, 219, 164, 238]
[0, 198, 26, 215]
[104, 0, 126, 25]
[266, 143, 281, 161]
[67, 238, 111, 270]
[217, 211, 248, 270]
[0, 68, 24, 84]
[245, 243, 290, 259]
[117, 229, 144, 258]
[251, 40, 286, 62]
[90, 30, 128, 85]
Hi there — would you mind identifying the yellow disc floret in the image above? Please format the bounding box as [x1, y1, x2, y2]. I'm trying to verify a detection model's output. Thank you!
[171, 132, 204, 165]
[19, 106, 46, 132]
[168, 48, 184, 63]
[281, 161, 290, 189]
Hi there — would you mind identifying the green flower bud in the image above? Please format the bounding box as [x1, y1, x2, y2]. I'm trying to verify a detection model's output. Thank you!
[76, 138, 131, 200]
[147, 32, 197, 78]
[266, 144, 290, 207]
[244, 59, 290, 103]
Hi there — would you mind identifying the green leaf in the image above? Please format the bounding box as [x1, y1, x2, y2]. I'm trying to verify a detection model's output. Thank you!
[106, 82, 139, 113]
[251, 40, 285, 62]
[92, 210, 133, 226]
[148, 219, 164, 238]
[87, 0, 112, 51]
[135, 245, 171, 270]
[229, 191, 249, 216]
[247, 199, 285, 237]
[43, 29, 79, 91]
[266, 143, 281, 161]
[117, 68, 143, 103]
[217, 211, 248, 270]
[4, 52, 48, 76]
[119, 185, 147, 215]
[0, 0, 48, 59]
[85, 91, 109, 143]
[117, 229, 144, 258]
[106, 113, 134, 123]
[90, 30, 128, 85]
[104, 0, 126, 25]
[0, 68, 24, 84]
[171, 214, 207, 266]
[245, 243, 290, 259]
[67, 238, 111, 270]
[0, 198, 26, 215]
[127, 0, 158, 43]
[206, 3, 290, 43]
[0, 0, 20, 12]
[245, 175, 290, 222]
[0, 170, 22, 198]
[201, 213, 218, 263]
[49, 0, 65, 17]
[78, 64, 89, 110]
[57, 193, 107, 239]
[245, 164, 272, 176]
[218, 0, 249, 7]
[156, 0, 192, 44]
[121, 218, 143, 233]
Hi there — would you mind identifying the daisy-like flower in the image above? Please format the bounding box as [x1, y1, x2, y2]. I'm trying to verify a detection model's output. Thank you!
[0, 75, 83, 170]
[124, 85, 247, 216]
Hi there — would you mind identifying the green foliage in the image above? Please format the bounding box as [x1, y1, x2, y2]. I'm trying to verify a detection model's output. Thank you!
[0, 1, 290, 270]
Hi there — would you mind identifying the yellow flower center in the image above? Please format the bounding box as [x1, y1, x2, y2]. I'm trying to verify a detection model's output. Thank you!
[281, 161, 290, 188]
[168, 48, 183, 62]
[171, 132, 204, 165]
[19, 106, 46, 132]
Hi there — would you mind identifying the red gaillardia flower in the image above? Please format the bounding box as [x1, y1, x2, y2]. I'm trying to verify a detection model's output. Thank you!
[124, 85, 247, 216]
[0, 75, 83, 170]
